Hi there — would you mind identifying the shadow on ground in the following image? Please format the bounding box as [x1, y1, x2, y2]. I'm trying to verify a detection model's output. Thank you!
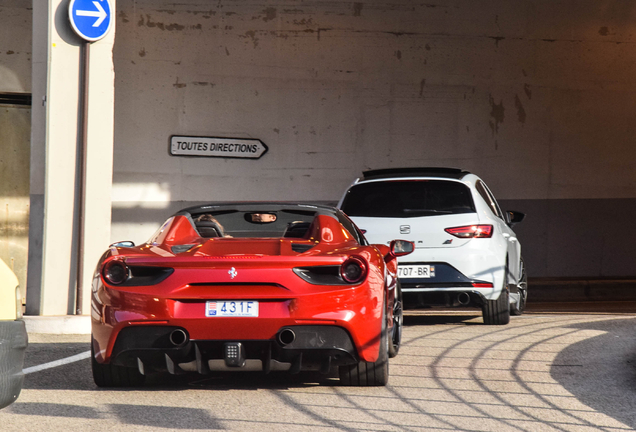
[551, 317, 636, 428]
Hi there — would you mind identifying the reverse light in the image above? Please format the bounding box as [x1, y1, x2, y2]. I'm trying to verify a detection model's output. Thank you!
[103, 260, 129, 285]
[340, 256, 368, 284]
[445, 225, 493, 238]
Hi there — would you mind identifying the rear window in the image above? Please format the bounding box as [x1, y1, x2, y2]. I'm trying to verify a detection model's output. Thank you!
[341, 180, 476, 218]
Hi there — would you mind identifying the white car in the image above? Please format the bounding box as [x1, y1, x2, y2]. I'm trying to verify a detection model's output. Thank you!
[338, 168, 526, 325]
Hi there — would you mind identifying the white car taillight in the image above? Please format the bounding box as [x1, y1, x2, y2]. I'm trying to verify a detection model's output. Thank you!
[445, 225, 493, 238]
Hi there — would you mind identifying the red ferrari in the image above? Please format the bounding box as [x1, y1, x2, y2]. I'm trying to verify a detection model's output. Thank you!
[91, 203, 413, 387]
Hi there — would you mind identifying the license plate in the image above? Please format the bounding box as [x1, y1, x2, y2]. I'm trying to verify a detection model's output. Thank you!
[398, 265, 435, 278]
[206, 301, 259, 317]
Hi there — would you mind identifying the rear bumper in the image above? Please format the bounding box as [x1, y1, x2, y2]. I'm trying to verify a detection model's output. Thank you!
[399, 261, 501, 303]
[0, 320, 28, 409]
[398, 245, 506, 300]
[104, 324, 357, 375]
[92, 278, 385, 364]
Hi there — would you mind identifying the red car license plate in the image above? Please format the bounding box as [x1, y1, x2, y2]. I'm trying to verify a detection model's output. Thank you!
[205, 301, 259, 317]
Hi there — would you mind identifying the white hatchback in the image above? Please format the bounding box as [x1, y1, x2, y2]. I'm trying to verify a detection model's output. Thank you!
[338, 168, 526, 325]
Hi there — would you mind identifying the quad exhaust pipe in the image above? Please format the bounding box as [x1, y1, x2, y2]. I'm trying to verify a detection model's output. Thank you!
[169, 329, 188, 346]
[277, 328, 296, 346]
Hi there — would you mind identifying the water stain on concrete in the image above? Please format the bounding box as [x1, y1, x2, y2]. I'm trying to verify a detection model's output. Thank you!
[119, 11, 129, 23]
[353, 3, 363, 16]
[489, 95, 505, 135]
[396, 50, 402, 60]
[524, 84, 532, 99]
[515, 94, 526, 124]
[244, 31, 259, 47]
[599, 26, 610, 36]
[419, 79, 426, 97]
[138, 48, 146, 57]
[264, 8, 277, 22]
[138, 14, 197, 31]
[173, 78, 186, 89]
[490, 36, 505, 47]
[293, 18, 313, 26]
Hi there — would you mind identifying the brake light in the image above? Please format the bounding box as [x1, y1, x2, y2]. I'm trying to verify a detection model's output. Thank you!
[340, 256, 368, 284]
[103, 260, 129, 285]
[445, 225, 493, 238]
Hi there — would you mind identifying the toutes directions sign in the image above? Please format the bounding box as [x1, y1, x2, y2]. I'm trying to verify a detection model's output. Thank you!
[170, 136, 268, 159]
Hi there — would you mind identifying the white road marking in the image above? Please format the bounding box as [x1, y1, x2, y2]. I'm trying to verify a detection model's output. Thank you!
[23, 350, 91, 375]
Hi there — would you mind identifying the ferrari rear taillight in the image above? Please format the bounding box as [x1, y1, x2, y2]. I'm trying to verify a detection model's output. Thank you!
[445, 225, 493, 238]
[103, 260, 129, 285]
[340, 256, 368, 284]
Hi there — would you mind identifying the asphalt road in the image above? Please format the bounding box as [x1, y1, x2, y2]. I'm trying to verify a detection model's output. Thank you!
[2, 310, 636, 431]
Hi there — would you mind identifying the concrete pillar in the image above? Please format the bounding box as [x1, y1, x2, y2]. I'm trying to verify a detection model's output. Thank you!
[27, 0, 115, 316]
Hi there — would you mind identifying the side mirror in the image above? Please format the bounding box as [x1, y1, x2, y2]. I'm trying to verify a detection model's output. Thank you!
[385, 239, 414, 262]
[110, 240, 135, 248]
[505, 211, 525, 227]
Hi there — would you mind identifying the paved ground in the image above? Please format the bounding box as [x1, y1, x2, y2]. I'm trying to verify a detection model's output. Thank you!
[2, 310, 636, 431]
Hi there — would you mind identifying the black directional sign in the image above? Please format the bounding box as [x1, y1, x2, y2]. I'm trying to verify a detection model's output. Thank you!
[170, 136, 268, 159]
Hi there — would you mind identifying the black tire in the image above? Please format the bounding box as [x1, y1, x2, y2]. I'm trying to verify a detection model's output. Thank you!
[510, 258, 527, 316]
[339, 307, 389, 386]
[389, 281, 403, 358]
[91, 337, 145, 388]
[482, 276, 511, 325]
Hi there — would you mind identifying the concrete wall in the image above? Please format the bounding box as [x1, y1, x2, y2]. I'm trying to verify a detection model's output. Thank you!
[26, 0, 116, 315]
[110, 0, 636, 278]
[3, 1, 636, 284]
[0, 0, 31, 93]
[0, 0, 32, 300]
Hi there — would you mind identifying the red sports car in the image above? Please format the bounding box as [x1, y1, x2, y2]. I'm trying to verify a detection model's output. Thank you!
[91, 203, 413, 387]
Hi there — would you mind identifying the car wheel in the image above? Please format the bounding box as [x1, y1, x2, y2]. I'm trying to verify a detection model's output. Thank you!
[389, 281, 403, 358]
[510, 258, 527, 316]
[91, 337, 145, 388]
[339, 307, 389, 386]
[481, 266, 511, 325]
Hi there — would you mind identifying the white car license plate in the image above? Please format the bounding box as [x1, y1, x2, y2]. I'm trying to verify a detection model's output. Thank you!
[206, 301, 259, 317]
[398, 265, 435, 278]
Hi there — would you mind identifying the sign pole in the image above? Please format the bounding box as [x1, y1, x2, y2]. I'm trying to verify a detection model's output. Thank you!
[76, 41, 90, 315]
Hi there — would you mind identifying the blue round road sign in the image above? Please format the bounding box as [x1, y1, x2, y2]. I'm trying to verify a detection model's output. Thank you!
[68, 0, 113, 42]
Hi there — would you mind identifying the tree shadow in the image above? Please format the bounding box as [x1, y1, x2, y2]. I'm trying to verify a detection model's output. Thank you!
[550, 317, 636, 428]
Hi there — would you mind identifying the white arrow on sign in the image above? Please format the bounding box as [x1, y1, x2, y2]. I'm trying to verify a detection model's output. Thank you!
[76, 1, 107, 27]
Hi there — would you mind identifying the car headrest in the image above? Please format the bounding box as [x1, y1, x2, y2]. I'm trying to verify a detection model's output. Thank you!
[283, 221, 312, 238]
[195, 221, 224, 238]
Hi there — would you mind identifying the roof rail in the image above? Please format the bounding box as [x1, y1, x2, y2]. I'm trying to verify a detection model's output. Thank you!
[362, 167, 470, 180]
